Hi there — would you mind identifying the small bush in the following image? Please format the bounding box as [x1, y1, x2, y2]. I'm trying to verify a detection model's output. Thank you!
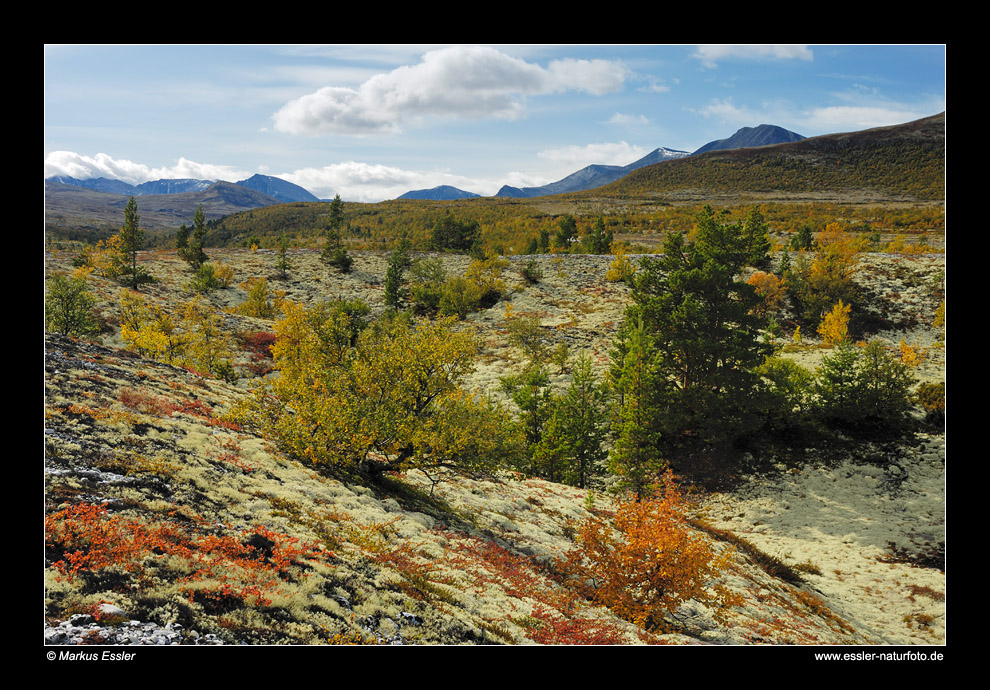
[326, 247, 354, 273]
[189, 262, 233, 294]
[817, 300, 851, 345]
[438, 276, 484, 318]
[560, 473, 741, 632]
[915, 382, 945, 424]
[814, 341, 915, 429]
[747, 271, 787, 317]
[504, 309, 550, 365]
[605, 242, 636, 283]
[46, 272, 100, 338]
[756, 356, 815, 428]
[408, 258, 447, 316]
[520, 259, 543, 285]
[236, 278, 282, 319]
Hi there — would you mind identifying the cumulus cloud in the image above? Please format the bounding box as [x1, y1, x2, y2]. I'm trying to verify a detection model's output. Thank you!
[799, 105, 931, 132]
[693, 98, 772, 128]
[44, 151, 249, 184]
[538, 141, 649, 169]
[692, 93, 938, 140]
[693, 45, 814, 69]
[272, 45, 629, 136]
[607, 113, 651, 127]
[282, 161, 496, 202]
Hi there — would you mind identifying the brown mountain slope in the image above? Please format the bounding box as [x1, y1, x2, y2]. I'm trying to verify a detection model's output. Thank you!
[593, 113, 945, 203]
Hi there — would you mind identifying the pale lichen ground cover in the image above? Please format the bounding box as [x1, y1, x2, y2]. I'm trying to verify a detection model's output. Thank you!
[45, 247, 945, 645]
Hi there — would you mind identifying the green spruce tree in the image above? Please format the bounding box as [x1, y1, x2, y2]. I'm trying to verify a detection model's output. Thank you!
[183, 205, 209, 268]
[383, 237, 411, 310]
[321, 194, 353, 271]
[534, 352, 609, 488]
[609, 319, 666, 498]
[619, 204, 773, 450]
[118, 196, 153, 288]
[276, 233, 292, 279]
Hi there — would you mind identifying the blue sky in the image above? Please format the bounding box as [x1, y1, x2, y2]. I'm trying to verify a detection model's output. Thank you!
[44, 44, 946, 203]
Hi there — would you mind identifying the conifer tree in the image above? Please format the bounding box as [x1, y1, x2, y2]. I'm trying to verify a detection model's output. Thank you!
[384, 237, 411, 310]
[499, 366, 555, 476]
[276, 233, 292, 279]
[117, 196, 153, 288]
[586, 216, 614, 255]
[321, 194, 353, 271]
[554, 214, 578, 250]
[175, 224, 189, 254]
[534, 352, 609, 488]
[609, 318, 666, 498]
[617, 204, 773, 450]
[327, 193, 344, 250]
[183, 205, 209, 268]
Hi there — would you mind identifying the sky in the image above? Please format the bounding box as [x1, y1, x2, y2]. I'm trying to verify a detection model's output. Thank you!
[43, 44, 946, 203]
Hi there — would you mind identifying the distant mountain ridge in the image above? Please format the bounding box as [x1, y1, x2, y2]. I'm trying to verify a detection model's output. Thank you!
[44, 178, 285, 232]
[46, 176, 213, 196]
[398, 185, 481, 201]
[489, 125, 806, 200]
[599, 113, 944, 201]
[42, 125, 807, 205]
[44, 173, 319, 204]
[495, 147, 690, 199]
[692, 124, 805, 155]
[234, 174, 320, 203]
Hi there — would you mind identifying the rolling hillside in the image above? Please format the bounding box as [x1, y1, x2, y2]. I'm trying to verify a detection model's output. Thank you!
[598, 114, 945, 202]
[44, 247, 945, 647]
[44, 181, 283, 241]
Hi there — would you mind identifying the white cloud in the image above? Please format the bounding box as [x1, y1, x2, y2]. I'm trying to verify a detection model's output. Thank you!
[282, 161, 495, 202]
[538, 141, 649, 169]
[693, 45, 814, 69]
[799, 105, 931, 132]
[607, 113, 651, 127]
[272, 45, 629, 136]
[44, 151, 250, 185]
[695, 98, 765, 124]
[691, 93, 939, 140]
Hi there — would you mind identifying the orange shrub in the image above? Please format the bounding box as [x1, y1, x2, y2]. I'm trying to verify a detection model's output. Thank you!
[560, 474, 740, 631]
[747, 271, 787, 317]
[46, 503, 329, 610]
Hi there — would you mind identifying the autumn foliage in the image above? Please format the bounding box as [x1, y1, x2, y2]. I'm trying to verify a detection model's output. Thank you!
[236, 301, 523, 484]
[45, 503, 330, 610]
[817, 299, 852, 345]
[747, 271, 787, 317]
[560, 473, 740, 631]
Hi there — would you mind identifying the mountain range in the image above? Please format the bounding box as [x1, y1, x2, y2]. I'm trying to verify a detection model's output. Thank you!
[45, 173, 318, 204]
[45, 124, 803, 207]
[401, 125, 804, 200]
[492, 146, 692, 199]
[397, 185, 481, 201]
[691, 124, 805, 155]
[44, 116, 943, 233]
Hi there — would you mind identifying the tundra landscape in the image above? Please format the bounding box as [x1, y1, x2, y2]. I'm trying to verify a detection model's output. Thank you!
[44, 201, 946, 649]
[44, 45, 946, 653]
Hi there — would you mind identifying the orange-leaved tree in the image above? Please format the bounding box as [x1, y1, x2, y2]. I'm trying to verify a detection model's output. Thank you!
[560, 473, 740, 632]
[746, 271, 787, 318]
